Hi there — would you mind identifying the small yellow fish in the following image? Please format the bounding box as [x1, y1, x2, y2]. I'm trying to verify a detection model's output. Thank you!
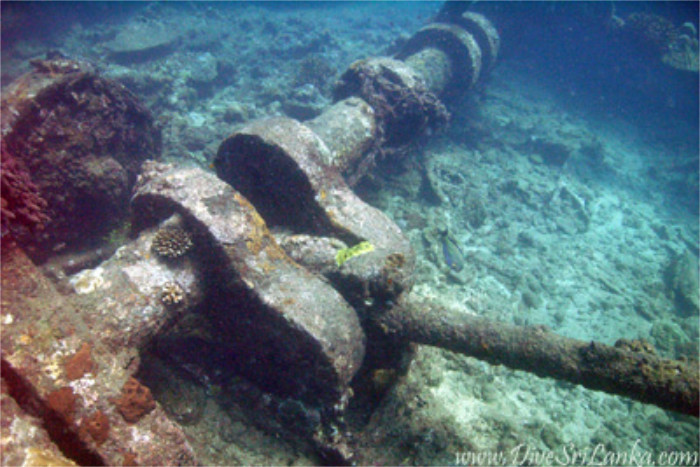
[336, 241, 374, 267]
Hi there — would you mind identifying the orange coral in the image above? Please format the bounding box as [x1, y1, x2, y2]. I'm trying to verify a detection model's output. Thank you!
[46, 386, 76, 424]
[0, 142, 49, 234]
[65, 343, 96, 381]
[82, 410, 110, 446]
[112, 377, 155, 423]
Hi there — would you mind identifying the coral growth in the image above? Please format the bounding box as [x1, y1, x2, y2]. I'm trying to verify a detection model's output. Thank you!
[624, 12, 678, 54]
[662, 22, 699, 72]
[1, 57, 161, 258]
[112, 377, 156, 423]
[614, 338, 657, 355]
[160, 281, 185, 306]
[0, 143, 49, 235]
[64, 343, 96, 381]
[81, 410, 110, 446]
[619, 13, 699, 72]
[152, 227, 193, 259]
[46, 386, 76, 424]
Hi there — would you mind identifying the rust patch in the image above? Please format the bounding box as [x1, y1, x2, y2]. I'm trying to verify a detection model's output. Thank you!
[112, 377, 155, 423]
[231, 190, 295, 265]
[47, 386, 76, 424]
[122, 451, 139, 466]
[234, 192, 270, 255]
[65, 343, 96, 380]
[260, 260, 277, 274]
[81, 410, 110, 446]
[265, 241, 294, 264]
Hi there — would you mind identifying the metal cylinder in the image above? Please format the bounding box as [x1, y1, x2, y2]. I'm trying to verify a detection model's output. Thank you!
[308, 12, 500, 182]
[331, 56, 449, 182]
[402, 47, 453, 95]
[396, 22, 483, 92]
[333, 57, 447, 150]
[305, 97, 377, 176]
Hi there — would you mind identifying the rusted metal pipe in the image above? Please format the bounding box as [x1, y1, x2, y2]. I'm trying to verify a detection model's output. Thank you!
[379, 295, 699, 417]
[324, 11, 499, 182]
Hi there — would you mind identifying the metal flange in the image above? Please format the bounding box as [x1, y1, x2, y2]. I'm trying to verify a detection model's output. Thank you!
[333, 57, 449, 151]
[215, 117, 416, 313]
[131, 162, 365, 407]
[457, 12, 500, 73]
[396, 22, 483, 92]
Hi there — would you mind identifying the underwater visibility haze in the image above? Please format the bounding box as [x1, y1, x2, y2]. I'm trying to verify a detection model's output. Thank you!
[1, 1, 699, 465]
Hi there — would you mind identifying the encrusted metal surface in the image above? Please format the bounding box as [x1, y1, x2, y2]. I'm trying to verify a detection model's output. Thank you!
[215, 118, 415, 313]
[458, 12, 500, 72]
[306, 97, 377, 179]
[131, 162, 365, 406]
[396, 23, 483, 92]
[0, 242, 197, 466]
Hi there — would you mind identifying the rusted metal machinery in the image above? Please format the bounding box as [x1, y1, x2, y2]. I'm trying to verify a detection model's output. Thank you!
[212, 9, 501, 321]
[0, 8, 697, 467]
[213, 8, 698, 420]
[214, 7, 697, 414]
[305, 11, 500, 185]
[211, 8, 501, 413]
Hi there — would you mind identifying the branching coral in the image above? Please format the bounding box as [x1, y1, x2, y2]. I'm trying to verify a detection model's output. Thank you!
[624, 12, 678, 54]
[662, 23, 699, 72]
